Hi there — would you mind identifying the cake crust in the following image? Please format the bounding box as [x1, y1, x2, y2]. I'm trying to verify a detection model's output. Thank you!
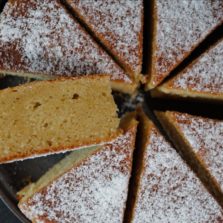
[129, 111, 223, 222]
[18, 115, 138, 223]
[0, 0, 137, 93]
[153, 38, 223, 101]
[65, 0, 144, 78]
[156, 111, 223, 207]
[146, 0, 223, 89]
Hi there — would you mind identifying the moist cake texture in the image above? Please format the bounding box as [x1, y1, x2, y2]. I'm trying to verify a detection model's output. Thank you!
[0, 76, 120, 163]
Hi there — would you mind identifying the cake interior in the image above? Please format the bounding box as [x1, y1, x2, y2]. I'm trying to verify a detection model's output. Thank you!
[0, 76, 120, 163]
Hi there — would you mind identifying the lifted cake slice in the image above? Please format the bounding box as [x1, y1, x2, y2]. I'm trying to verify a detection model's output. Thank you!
[146, 0, 223, 89]
[126, 111, 223, 222]
[152, 38, 223, 101]
[157, 111, 223, 207]
[0, 0, 136, 93]
[0, 75, 121, 163]
[18, 114, 138, 223]
[65, 0, 143, 79]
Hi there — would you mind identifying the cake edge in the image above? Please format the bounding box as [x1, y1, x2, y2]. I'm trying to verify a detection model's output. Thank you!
[156, 110, 223, 208]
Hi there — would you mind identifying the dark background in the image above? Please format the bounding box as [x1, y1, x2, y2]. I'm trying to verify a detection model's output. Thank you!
[0, 200, 20, 223]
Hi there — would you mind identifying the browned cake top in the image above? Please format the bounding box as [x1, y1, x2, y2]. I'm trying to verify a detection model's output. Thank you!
[19, 125, 137, 223]
[169, 111, 223, 193]
[0, 0, 132, 82]
[66, 0, 143, 74]
[163, 39, 223, 95]
[151, 0, 223, 87]
[132, 123, 223, 222]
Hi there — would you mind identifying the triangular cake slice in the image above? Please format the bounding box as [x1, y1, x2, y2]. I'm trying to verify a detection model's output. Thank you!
[0, 75, 121, 163]
[64, 0, 143, 78]
[126, 111, 223, 222]
[0, 0, 136, 93]
[146, 0, 223, 89]
[157, 111, 223, 206]
[153, 38, 223, 101]
[18, 115, 138, 223]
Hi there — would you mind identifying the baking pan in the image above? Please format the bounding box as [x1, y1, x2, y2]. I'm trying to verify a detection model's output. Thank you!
[0, 0, 223, 222]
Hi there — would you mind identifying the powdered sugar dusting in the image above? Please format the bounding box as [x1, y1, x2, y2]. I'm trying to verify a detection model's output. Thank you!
[67, 0, 143, 74]
[0, 0, 132, 82]
[170, 39, 223, 93]
[132, 124, 223, 223]
[153, 0, 223, 86]
[19, 126, 136, 222]
[172, 112, 223, 192]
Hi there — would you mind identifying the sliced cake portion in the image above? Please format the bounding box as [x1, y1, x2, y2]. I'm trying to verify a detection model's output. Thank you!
[0, 75, 121, 163]
[146, 0, 223, 89]
[153, 38, 223, 101]
[65, 0, 143, 79]
[18, 114, 138, 223]
[126, 111, 223, 222]
[0, 0, 136, 93]
[157, 111, 223, 206]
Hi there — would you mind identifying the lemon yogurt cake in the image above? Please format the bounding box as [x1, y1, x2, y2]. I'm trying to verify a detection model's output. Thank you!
[0, 75, 121, 163]
[147, 0, 223, 89]
[0, 0, 136, 93]
[157, 111, 223, 206]
[18, 115, 138, 223]
[126, 112, 223, 222]
[153, 38, 223, 101]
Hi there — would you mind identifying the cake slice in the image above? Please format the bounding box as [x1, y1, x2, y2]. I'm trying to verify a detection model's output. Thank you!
[64, 0, 143, 79]
[18, 114, 138, 223]
[157, 111, 223, 206]
[0, 75, 121, 164]
[0, 0, 136, 93]
[152, 38, 223, 101]
[126, 111, 223, 222]
[146, 0, 223, 89]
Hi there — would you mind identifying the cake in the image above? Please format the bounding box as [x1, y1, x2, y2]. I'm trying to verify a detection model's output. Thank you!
[64, 0, 143, 79]
[157, 111, 223, 207]
[152, 38, 223, 101]
[126, 111, 223, 222]
[17, 114, 138, 223]
[146, 0, 223, 89]
[0, 0, 137, 94]
[0, 75, 121, 164]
